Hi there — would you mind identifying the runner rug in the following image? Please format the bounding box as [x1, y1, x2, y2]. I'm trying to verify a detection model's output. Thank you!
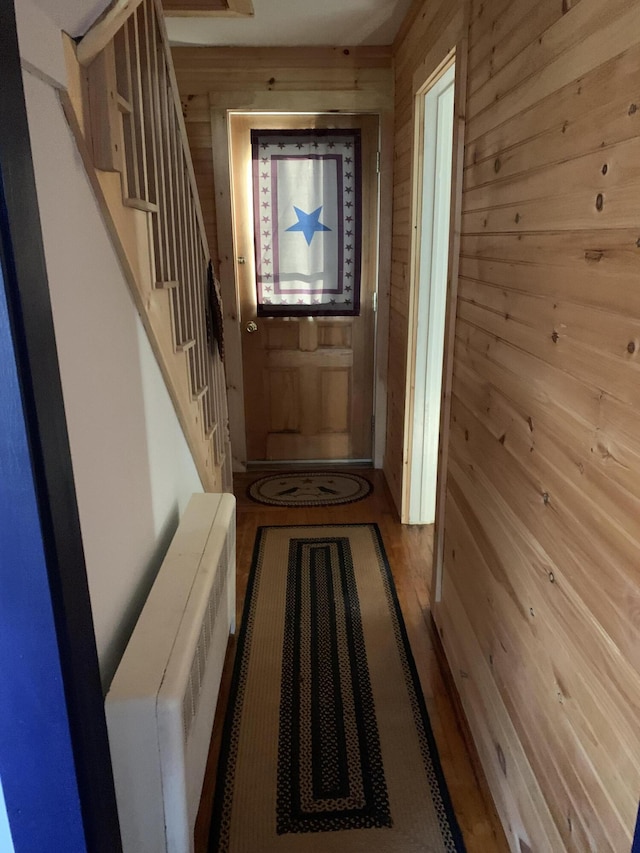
[209, 524, 466, 852]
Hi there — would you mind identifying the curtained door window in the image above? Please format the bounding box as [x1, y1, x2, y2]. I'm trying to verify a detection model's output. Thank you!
[251, 129, 362, 317]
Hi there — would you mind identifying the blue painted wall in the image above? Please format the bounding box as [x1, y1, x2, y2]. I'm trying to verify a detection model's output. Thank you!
[0, 262, 86, 852]
[632, 803, 640, 853]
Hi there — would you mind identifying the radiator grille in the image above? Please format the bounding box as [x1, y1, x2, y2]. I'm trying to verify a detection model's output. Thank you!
[182, 536, 230, 742]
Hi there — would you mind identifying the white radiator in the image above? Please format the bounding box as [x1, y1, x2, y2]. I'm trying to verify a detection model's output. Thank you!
[105, 493, 236, 853]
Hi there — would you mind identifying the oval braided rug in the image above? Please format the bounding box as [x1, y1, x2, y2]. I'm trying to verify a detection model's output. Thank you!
[208, 524, 466, 853]
[247, 472, 372, 507]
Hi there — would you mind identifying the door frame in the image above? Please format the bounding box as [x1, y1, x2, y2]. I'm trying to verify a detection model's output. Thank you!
[229, 112, 379, 466]
[404, 58, 456, 526]
[210, 89, 393, 471]
[401, 37, 468, 602]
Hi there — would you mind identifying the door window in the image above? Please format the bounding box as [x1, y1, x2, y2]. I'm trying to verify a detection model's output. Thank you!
[251, 129, 362, 317]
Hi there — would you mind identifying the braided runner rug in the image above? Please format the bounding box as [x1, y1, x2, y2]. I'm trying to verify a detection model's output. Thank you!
[209, 524, 466, 852]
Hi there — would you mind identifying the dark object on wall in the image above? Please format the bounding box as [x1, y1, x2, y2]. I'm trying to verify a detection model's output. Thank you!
[206, 260, 225, 361]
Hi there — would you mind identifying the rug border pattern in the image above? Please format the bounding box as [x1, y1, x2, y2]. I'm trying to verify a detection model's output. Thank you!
[369, 524, 465, 852]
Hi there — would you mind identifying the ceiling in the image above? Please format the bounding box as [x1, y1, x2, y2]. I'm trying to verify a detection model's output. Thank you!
[164, 0, 413, 46]
[33, 0, 111, 36]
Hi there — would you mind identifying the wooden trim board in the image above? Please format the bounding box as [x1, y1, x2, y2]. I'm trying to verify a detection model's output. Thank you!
[163, 0, 254, 17]
[431, 30, 469, 602]
[402, 48, 457, 526]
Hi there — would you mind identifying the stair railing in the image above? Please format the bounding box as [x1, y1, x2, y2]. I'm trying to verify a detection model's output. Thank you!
[63, 0, 231, 492]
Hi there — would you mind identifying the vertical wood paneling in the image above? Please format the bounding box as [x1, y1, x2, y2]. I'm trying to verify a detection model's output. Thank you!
[393, 0, 640, 850]
[321, 368, 350, 433]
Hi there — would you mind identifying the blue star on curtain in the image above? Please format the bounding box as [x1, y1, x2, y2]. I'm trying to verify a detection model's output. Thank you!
[285, 206, 331, 246]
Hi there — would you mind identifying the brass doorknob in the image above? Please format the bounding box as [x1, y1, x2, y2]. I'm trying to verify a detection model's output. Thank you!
[246, 320, 258, 333]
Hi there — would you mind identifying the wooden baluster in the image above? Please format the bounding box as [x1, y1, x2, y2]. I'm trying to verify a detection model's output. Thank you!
[188, 201, 205, 399]
[126, 12, 147, 203]
[182, 175, 198, 389]
[115, 22, 139, 201]
[177, 148, 197, 367]
[139, 0, 162, 281]
[198, 251, 210, 416]
[215, 352, 224, 463]
[149, 8, 172, 287]
[157, 52, 179, 287]
[168, 103, 188, 347]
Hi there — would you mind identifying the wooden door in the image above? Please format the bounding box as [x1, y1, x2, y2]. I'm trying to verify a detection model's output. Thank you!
[230, 113, 378, 463]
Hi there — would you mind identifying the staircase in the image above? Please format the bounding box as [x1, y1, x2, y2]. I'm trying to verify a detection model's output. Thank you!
[61, 0, 231, 493]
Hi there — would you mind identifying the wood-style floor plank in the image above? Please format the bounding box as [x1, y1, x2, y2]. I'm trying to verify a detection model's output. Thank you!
[194, 469, 509, 853]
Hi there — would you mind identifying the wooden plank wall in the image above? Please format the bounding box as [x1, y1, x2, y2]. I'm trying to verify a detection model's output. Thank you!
[394, 0, 640, 850]
[172, 46, 393, 275]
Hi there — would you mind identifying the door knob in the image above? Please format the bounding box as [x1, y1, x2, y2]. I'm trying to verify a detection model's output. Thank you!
[246, 320, 258, 333]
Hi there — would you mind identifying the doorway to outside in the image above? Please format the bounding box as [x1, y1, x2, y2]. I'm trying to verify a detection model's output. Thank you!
[228, 112, 380, 467]
[404, 57, 456, 525]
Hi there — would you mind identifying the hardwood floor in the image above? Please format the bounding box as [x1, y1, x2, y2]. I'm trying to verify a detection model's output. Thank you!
[194, 469, 509, 852]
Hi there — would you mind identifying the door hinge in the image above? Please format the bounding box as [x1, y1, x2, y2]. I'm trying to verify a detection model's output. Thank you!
[371, 415, 376, 437]
[372, 291, 378, 313]
[376, 151, 381, 174]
